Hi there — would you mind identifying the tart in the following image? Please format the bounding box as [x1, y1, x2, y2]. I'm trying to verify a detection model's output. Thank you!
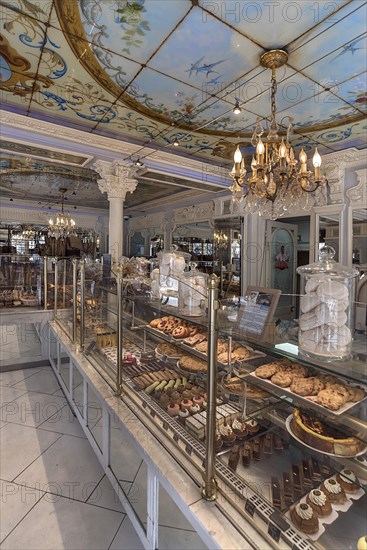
[306, 489, 332, 517]
[178, 356, 207, 373]
[290, 503, 319, 535]
[336, 468, 360, 492]
[320, 478, 347, 504]
[290, 409, 366, 457]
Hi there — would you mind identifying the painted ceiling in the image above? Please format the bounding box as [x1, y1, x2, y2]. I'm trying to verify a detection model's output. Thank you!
[0, 0, 366, 169]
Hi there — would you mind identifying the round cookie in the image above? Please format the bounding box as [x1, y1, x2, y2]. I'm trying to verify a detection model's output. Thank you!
[317, 389, 345, 411]
[299, 311, 322, 331]
[172, 326, 188, 339]
[308, 377, 325, 395]
[316, 281, 349, 302]
[299, 328, 322, 352]
[290, 377, 315, 396]
[300, 293, 321, 313]
[150, 318, 161, 328]
[255, 363, 279, 379]
[315, 302, 347, 327]
[327, 383, 350, 403]
[271, 371, 292, 388]
[305, 276, 329, 294]
[348, 386, 365, 403]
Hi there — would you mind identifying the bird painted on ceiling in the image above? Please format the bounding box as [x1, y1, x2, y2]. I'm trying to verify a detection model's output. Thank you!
[331, 36, 366, 61]
[186, 57, 226, 77]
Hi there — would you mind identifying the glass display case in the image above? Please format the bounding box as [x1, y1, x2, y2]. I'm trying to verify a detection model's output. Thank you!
[0, 253, 42, 308]
[54, 270, 367, 550]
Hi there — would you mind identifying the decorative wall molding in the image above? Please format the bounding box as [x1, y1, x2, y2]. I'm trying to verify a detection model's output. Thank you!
[347, 169, 367, 205]
[129, 212, 165, 232]
[323, 148, 366, 204]
[173, 201, 214, 226]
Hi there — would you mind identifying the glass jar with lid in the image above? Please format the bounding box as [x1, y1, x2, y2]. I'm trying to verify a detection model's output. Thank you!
[297, 246, 358, 361]
[178, 263, 208, 317]
[157, 245, 191, 298]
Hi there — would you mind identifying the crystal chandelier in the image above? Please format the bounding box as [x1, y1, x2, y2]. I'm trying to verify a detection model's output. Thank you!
[48, 188, 76, 239]
[229, 50, 327, 220]
[214, 230, 228, 249]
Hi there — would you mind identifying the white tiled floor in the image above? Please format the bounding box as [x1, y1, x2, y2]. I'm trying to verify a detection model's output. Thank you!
[0, 364, 208, 550]
[0, 365, 143, 549]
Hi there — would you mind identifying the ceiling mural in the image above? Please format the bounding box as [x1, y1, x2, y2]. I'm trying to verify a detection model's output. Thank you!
[0, 0, 366, 167]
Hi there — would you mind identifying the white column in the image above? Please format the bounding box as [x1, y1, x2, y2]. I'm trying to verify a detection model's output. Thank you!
[93, 160, 138, 262]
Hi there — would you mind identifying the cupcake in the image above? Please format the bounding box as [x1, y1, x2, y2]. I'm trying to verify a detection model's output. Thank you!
[189, 403, 201, 414]
[215, 431, 223, 452]
[321, 478, 347, 504]
[193, 395, 204, 406]
[178, 407, 190, 420]
[246, 418, 260, 435]
[232, 416, 248, 439]
[306, 489, 332, 517]
[220, 421, 236, 445]
[290, 503, 319, 535]
[336, 469, 359, 493]
[182, 389, 192, 399]
[167, 402, 180, 417]
[180, 398, 193, 411]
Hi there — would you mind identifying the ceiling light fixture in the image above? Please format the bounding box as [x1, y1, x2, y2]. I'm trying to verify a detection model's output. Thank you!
[48, 188, 76, 239]
[229, 50, 327, 220]
[214, 230, 228, 249]
[173, 138, 179, 147]
[233, 100, 241, 115]
[134, 159, 143, 167]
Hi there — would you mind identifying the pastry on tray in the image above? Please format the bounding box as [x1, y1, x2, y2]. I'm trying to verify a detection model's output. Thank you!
[156, 342, 185, 358]
[320, 478, 347, 504]
[290, 503, 319, 535]
[306, 489, 332, 517]
[336, 468, 360, 493]
[290, 409, 366, 456]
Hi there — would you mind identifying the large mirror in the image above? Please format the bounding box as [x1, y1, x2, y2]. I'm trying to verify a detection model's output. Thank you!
[351, 208, 367, 267]
[128, 227, 164, 257]
[172, 222, 214, 265]
[213, 217, 242, 296]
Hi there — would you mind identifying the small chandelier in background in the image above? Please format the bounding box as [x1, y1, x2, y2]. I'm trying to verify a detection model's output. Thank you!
[48, 188, 76, 239]
[214, 230, 228, 249]
[229, 49, 327, 220]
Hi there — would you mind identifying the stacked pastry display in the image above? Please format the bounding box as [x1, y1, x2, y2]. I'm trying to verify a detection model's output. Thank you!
[298, 275, 351, 359]
[253, 358, 365, 412]
[158, 249, 189, 295]
[179, 272, 207, 317]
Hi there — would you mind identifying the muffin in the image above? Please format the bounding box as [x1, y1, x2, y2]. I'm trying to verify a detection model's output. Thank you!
[306, 489, 332, 517]
[180, 398, 193, 411]
[336, 469, 360, 493]
[290, 503, 319, 535]
[246, 418, 260, 435]
[321, 478, 347, 504]
[167, 402, 180, 417]
[231, 416, 248, 439]
[189, 403, 201, 414]
[220, 421, 236, 445]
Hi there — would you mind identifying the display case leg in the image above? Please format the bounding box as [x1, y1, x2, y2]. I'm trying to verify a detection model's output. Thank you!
[202, 274, 219, 502]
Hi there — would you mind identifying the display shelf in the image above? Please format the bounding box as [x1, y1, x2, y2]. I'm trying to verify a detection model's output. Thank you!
[52, 268, 367, 550]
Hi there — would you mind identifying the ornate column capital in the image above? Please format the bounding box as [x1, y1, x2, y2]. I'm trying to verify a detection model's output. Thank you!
[93, 159, 138, 200]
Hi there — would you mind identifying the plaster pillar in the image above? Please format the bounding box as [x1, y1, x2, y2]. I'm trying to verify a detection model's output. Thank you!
[93, 160, 138, 261]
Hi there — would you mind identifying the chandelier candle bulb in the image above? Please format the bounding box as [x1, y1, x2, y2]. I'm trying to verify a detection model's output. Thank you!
[313, 149, 321, 180]
[299, 149, 308, 173]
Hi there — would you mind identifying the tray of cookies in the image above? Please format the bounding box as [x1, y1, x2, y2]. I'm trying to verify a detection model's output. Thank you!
[248, 358, 366, 415]
[149, 316, 203, 340]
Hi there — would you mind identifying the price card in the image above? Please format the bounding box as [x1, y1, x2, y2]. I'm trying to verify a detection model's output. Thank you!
[268, 522, 281, 543]
[162, 421, 169, 431]
[244, 499, 256, 517]
[150, 409, 156, 418]
[142, 401, 147, 409]
[173, 433, 179, 443]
